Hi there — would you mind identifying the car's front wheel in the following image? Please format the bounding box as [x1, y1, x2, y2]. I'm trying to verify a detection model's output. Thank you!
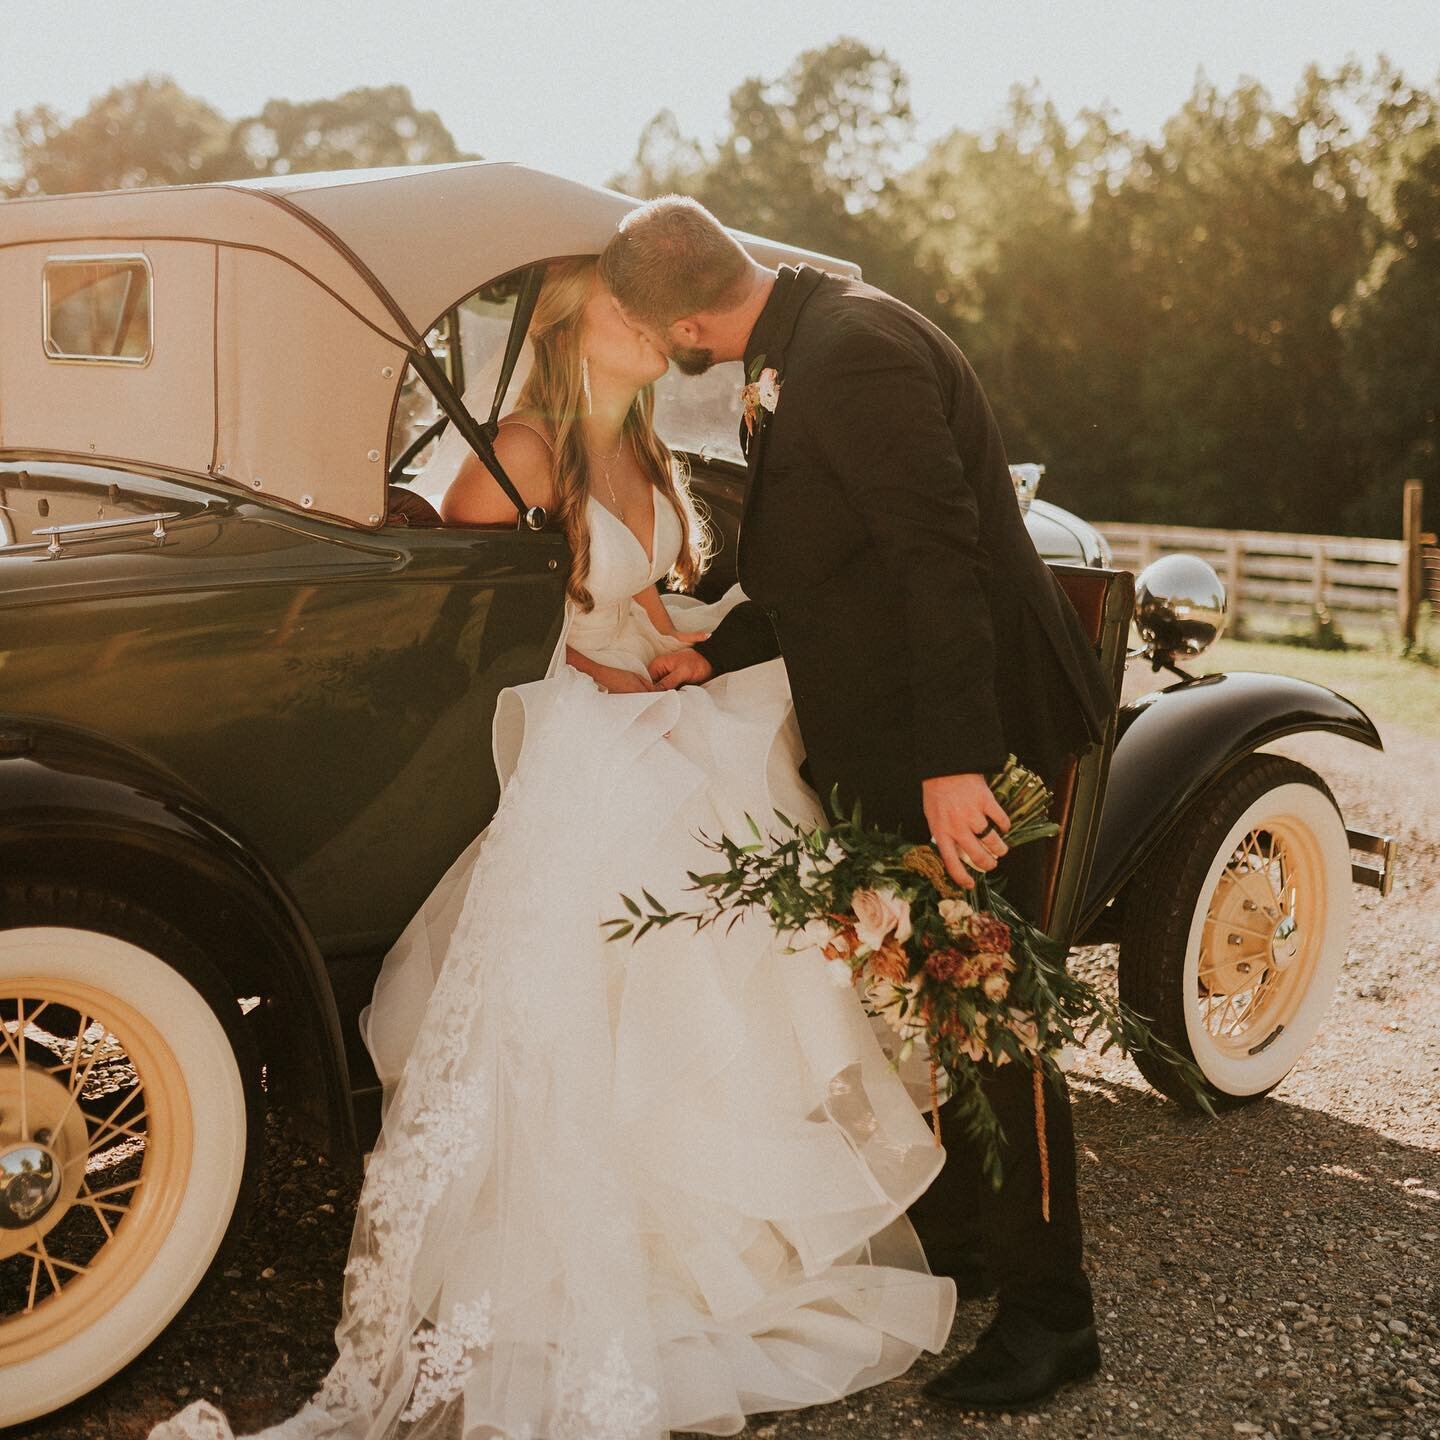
[0, 884, 261, 1426]
[1118, 754, 1351, 1109]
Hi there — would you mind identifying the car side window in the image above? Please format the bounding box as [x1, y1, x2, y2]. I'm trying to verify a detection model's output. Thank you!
[43, 256, 153, 365]
[651, 361, 746, 466]
[388, 278, 527, 487]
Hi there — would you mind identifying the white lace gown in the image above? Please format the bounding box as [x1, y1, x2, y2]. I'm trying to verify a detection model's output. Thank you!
[153, 489, 956, 1440]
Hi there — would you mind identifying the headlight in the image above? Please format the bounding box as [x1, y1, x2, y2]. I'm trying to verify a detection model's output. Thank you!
[1009, 463, 1044, 512]
[1134, 554, 1227, 659]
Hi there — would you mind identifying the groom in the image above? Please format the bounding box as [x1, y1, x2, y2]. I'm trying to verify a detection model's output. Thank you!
[600, 199, 1115, 1411]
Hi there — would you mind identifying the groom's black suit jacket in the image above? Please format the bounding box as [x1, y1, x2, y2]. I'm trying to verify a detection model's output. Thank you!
[695, 265, 1115, 841]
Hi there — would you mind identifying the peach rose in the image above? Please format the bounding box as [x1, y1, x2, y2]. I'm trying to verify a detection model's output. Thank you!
[982, 972, 1010, 1002]
[850, 887, 913, 951]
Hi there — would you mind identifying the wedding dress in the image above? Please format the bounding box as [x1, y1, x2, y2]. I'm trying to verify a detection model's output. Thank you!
[153, 462, 956, 1440]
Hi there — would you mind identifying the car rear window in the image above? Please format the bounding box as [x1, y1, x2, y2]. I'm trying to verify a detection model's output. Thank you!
[43, 256, 153, 364]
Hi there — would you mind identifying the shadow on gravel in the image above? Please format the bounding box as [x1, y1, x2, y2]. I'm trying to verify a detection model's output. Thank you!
[13, 1076, 1439, 1440]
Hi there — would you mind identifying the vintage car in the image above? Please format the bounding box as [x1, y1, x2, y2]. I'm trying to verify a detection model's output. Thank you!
[0, 162, 1397, 1424]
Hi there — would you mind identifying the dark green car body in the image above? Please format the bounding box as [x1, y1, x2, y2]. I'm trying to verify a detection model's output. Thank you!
[0, 458, 572, 1142]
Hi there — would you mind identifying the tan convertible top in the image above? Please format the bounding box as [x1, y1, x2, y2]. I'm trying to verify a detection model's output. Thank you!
[0, 162, 860, 526]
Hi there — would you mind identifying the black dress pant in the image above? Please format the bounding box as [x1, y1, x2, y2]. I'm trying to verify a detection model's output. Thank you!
[813, 742, 1096, 1335]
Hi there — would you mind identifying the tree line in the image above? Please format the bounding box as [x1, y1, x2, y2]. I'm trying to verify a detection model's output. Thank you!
[5, 50, 1437, 538]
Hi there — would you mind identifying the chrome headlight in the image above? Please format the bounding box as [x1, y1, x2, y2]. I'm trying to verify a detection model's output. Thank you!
[1134, 554, 1227, 659]
[1009, 463, 1044, 512]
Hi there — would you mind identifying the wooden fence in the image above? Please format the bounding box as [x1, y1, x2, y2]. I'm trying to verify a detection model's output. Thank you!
[1399, 478, 1440, 646]
[1096, 521, 1405, 637]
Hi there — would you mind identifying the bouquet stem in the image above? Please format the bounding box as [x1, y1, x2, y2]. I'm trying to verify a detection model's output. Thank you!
[928, 1059, 942, 1147]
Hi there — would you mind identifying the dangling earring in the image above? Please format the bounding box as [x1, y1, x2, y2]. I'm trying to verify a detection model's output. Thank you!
[581, 356, 593, 415]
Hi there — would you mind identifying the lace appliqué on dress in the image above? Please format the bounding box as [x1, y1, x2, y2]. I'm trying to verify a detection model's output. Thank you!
[401, 1297, 496, 1422]
[553, 1336, 660, 1440]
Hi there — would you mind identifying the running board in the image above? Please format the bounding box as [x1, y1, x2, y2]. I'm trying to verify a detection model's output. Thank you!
[1348, 828, 1398, 898]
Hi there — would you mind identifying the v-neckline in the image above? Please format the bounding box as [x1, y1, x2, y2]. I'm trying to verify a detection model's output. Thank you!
[590, 489, 659, 570]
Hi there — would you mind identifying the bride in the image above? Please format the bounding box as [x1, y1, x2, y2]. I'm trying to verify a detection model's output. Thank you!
[152, 259, 955, 1440]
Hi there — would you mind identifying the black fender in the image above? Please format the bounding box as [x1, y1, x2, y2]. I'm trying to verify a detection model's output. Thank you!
[0, 718, 357, 1161]
[1078, 671, 1383, 933]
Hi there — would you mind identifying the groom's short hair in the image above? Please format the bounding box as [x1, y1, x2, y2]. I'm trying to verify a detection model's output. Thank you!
[600, 196, 753, 326]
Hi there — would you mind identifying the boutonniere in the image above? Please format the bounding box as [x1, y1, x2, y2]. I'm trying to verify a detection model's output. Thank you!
[741, 353, 782, 438]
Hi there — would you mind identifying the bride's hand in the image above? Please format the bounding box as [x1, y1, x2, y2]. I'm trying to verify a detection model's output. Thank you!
[669, 628, 712, 646]
[591, 663, 657, 694]
[649, 648, 714, 690]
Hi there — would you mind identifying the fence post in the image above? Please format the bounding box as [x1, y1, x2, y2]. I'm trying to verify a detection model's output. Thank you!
[1226, 534, 1244, 635]
[1401, 479, 1423, 646]
[1312, 543, 1328, 611]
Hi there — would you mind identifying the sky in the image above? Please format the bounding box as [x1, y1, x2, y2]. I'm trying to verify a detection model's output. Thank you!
[4, 1, 1439, 185]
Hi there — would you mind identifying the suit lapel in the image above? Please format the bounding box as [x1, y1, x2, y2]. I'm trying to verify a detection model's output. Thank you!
[736, 265, 828, 583]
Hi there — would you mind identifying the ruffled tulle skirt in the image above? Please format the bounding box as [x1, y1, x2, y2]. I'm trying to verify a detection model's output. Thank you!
[152, 589, 955, 1440]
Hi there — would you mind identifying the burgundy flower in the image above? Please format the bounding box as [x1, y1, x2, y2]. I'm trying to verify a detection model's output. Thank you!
[968, 914, 1012, 955]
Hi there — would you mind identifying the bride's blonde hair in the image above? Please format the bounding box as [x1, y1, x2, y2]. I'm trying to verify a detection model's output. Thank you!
[512, 257, 709, 612]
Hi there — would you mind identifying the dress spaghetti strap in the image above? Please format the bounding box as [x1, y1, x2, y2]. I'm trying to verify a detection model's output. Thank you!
[497, 415, 555, 452]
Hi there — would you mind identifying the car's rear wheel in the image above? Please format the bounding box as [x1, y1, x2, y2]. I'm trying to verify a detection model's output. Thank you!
[1118, 754, 1351, 1109]
[0, 884, 261, 1426]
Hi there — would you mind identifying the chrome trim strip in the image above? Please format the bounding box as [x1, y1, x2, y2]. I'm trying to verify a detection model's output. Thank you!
[32, 509, 181, 556]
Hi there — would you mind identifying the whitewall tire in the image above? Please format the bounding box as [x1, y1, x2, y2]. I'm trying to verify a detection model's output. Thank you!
[1119, 754, 1351, 1108]
[0, 907, 257, 1426]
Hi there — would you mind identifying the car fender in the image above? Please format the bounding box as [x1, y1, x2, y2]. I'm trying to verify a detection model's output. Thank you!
[0, 718, 357, 1160]
[1079, 671, 1383, 933]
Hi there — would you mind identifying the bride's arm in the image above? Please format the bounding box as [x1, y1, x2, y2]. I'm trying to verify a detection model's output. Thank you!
[632, 584, 711, 645]
[441, 424, 555, 526]
[565, 645, 656, 694]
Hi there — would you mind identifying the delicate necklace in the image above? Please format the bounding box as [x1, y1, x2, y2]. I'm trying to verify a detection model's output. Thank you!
[589, 432, 627, 516]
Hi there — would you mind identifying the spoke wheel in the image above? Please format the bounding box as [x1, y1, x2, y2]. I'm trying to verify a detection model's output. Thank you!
[1194, 819, 1323, 1063]
[1119, 754, 1350, 1108]
[0, 980, 192, 1363]
[0, 894, 259, 1427]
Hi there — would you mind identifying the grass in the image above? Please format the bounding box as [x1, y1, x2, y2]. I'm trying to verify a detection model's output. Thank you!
[1195, 636, 1440, 739]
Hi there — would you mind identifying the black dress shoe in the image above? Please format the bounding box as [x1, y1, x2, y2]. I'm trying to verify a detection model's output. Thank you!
[923, 1311, 1100, 1412]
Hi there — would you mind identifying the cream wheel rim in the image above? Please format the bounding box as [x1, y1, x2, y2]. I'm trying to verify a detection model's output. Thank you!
[0, 979, 193, 1366]
[1181, 779, 1349, 1096]
[1196, 817, 1325, 1060]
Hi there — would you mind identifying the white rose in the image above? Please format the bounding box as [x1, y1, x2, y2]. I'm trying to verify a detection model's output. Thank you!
[825, 958, 855, 989]
[788, 917, 838, 954]
[795, 835, 844, 889]
[938, 896, 974, 935]
[851, 887, 913, 951]
[757, 367, 782, 412]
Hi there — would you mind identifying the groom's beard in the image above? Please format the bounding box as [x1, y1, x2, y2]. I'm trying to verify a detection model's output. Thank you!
[671, 345, 715, 376]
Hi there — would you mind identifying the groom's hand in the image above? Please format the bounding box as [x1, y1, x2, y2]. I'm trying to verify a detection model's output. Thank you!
[922, 773, 1010, 890]
[649, 647, 714, 690]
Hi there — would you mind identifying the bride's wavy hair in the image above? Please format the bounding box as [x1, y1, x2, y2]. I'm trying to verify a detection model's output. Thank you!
[512, 257, 710, 612]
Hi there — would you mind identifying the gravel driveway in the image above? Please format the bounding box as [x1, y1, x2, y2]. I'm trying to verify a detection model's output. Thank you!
[19, 718, 1438, 1440]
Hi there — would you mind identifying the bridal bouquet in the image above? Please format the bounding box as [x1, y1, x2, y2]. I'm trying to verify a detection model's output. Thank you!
[605, 759, 1211, 1201]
